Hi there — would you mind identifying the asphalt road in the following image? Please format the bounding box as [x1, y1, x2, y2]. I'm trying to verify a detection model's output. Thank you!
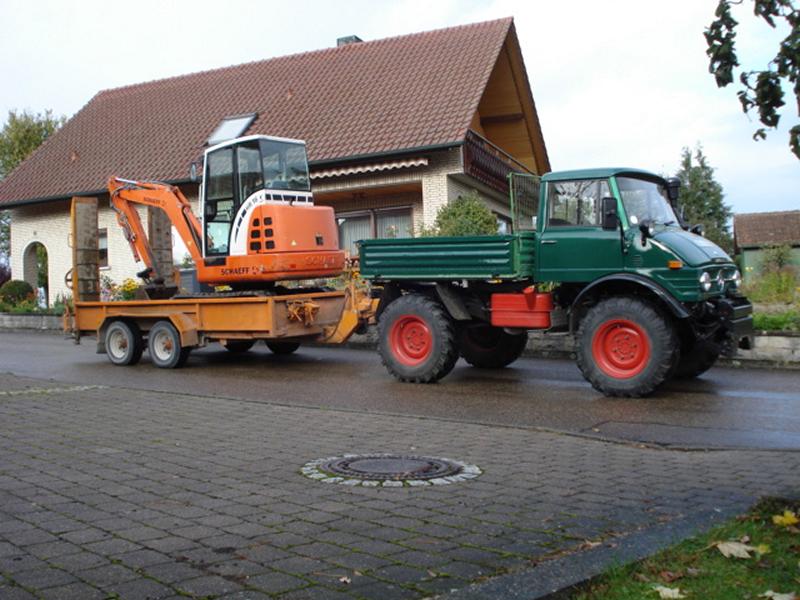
[1, 330, 798, 450]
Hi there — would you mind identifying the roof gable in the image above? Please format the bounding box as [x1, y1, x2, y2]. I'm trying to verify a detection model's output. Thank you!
[0, 18, 515, 205]
[734, 210, 800, 248]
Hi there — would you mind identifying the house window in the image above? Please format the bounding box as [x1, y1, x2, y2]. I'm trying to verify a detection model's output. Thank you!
[207, 113, 256, 146]
[496, 216, 511, 234]
[98, 228, 108, 268]
[337, 207, 413, 256]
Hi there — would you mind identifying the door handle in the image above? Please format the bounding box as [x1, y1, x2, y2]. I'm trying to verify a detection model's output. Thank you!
[541, 240, 558, 245]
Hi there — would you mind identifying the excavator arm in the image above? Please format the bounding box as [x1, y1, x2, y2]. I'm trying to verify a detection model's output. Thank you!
[108, 177, 204, 282]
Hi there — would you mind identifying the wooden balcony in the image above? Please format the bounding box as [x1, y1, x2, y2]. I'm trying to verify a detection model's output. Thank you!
[463, 129, 533, 194]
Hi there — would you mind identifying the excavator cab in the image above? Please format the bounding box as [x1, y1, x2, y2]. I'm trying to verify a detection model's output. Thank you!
[197, 135, 345, 285]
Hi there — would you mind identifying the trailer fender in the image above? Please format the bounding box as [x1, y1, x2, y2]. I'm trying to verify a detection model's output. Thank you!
[167, 313, 200, 348]
[569, 273, 690, 332]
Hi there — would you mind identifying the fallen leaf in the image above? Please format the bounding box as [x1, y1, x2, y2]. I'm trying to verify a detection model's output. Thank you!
[774, 511, 800, 528]
[715, 541, 756, 559]
[759, 591, 797, 600]
[659, 571, 685, 583]
[741, 535, 751, 544]
[788, 526, 800, 534]
[579, 540, 602, 550]
[634, 573, 651, 583]
[338, 576, 351, 585]
[653, 585, 686, 599]
[353, 570, 362, 577]
[686, 567, 701, 577]
[757, 544, 772, 555]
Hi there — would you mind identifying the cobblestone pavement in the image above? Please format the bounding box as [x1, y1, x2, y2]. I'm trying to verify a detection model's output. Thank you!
[0, 372, 798, 600]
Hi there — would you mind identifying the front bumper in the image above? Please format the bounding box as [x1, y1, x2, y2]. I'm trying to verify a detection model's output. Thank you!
[708, 296, 753, 353]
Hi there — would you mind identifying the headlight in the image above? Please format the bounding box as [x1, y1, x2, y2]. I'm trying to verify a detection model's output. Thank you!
[730, 269, 742, 289]
[699, 272, 712, 292]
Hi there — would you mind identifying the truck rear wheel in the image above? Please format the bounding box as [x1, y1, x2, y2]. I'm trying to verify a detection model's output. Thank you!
[674, 340, 719, 378]
[576, 297, 678, 397]
[378, 294, 458, 383]
[266, 341, 300, 355]
[148, 320, 191, 368]
[105, 320, 144, 366]
[458, 324, 528, 368]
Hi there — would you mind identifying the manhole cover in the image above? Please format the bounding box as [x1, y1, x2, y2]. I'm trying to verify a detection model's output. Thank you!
[301, 454, 481, 487]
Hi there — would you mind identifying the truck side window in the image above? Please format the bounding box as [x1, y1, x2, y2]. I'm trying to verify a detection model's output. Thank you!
[548, 179, 611, 227]
[205, 147, 235, 255]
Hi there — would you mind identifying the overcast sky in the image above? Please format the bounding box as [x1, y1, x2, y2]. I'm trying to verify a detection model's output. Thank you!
[0, 0, 796, 214]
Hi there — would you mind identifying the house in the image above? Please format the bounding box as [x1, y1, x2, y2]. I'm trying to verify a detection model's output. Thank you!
[0, 17, 550, 305]
[734, 210, 800, 282]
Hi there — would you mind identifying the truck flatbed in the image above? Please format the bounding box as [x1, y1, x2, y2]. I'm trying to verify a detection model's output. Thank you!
[359, 232, 536, 281]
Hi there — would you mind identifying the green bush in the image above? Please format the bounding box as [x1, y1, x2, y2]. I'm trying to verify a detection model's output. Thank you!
[420, 191, 499, 237]
[743, 270, 798, 304]
[0, 279, 33, 304]
[753, 310, 800, 332]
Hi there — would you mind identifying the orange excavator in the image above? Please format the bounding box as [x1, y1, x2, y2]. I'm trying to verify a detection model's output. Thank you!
[108, 134, 345, 292]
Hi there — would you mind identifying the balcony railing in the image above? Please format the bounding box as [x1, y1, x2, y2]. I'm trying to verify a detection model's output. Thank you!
[463, 129, 533, 194]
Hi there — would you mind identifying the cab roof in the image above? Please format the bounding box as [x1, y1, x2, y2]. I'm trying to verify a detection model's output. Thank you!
[542, 167, 662, 182]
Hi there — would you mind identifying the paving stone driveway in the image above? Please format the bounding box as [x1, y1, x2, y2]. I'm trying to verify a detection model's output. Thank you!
[0, 372, 798, 600]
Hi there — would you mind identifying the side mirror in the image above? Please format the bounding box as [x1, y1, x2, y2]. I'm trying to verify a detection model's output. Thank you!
[639, 219, 656, 243]
[665, 177, 681, 202]
[690, 223, 705, 237]
[204, 201, 217, 221]
[601, 196, 618, 230]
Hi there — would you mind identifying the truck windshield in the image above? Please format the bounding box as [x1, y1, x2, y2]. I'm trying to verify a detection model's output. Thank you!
[616, 176, 678, 227]
[260, 139, 310, 191]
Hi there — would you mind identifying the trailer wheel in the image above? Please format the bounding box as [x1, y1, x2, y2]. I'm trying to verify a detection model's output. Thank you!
[674, 340, 719, 378]
[266, 341, 300, 355]
[458, 324, 528, 368]
[224, 340, 255, 353]
[378, 294, 458, 383]
[148, 320, 191, 368]
[576, 296, 678, 397]
[105, 320, 144, 366]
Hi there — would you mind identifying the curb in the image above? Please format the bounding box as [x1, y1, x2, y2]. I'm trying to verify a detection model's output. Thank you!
[440, 503, 749, 600]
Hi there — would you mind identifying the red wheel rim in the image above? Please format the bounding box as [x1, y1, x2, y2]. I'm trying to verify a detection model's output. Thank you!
[591, 319, 651, 379]
[390, 315, 433, 366]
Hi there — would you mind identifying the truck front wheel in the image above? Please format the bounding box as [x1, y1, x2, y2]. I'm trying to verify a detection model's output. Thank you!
[576, 297, 678, 397]
[378, 294, 458, 383]
[148, 320, 191, 368]
[674, 340, 719, 378]
[266, 341, 300, 355]
[458, 324, 528, 368]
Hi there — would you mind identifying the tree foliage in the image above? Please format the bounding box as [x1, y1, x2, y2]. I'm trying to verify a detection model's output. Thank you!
[421, 191, 499, 237]
[761, 242, 794, 273]
[705, 0, 800, 158]
[0, 110, 65, 265]
[675, 146, 734, 253]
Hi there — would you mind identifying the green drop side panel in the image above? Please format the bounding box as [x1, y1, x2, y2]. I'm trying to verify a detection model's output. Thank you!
[359, 233, 537, 281]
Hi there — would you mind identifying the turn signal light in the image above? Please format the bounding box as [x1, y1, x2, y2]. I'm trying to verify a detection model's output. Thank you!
[667, 260, 683, 269]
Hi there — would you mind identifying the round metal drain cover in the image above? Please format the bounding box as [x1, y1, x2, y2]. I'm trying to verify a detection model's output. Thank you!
[301, 454, 482, 487]
[324, 455, 461, 481]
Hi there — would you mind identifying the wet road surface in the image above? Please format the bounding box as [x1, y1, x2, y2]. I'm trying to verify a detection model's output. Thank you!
[1, 331, 798, 450]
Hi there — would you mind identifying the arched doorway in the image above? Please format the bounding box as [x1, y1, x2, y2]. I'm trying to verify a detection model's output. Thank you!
[22, 241, 48, 307]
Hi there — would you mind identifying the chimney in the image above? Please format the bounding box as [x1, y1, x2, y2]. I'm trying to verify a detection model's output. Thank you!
[337, 35, 363, 47]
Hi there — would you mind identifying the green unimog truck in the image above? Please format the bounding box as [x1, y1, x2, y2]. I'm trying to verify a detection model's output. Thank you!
[359, 169, 753, 397]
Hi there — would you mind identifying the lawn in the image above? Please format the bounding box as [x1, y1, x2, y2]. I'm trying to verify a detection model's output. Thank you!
[574, 498, 800, 600]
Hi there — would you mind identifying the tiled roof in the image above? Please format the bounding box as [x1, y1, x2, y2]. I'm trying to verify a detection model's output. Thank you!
[734, 210, 800, 248]
[0, 18, 513, 205]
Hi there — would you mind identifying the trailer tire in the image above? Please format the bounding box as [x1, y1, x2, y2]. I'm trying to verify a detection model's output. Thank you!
[674, 340, 719, 378]
[105, 320, 144, 366]
[266, 341, 300, 355]
[148, 320, 191, 368]
[378, 294, 458, 383]
[458, 324, 528, 368]
[225, 340, 255, 353]
[576, 296, 678, 397]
